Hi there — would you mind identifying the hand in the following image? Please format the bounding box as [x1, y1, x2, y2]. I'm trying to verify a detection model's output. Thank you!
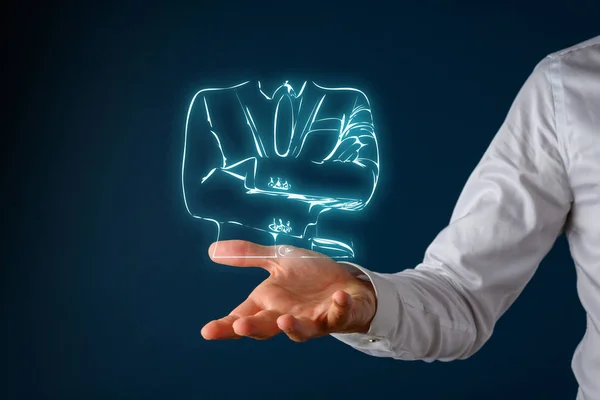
[201, 240, 377, 342]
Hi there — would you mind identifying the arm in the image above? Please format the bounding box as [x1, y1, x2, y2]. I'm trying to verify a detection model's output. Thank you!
[183, 88, 261, 218]
[182, 90, 228, 217]
[324, 91, 379, 209]
[291, 91, 379, 209]
[331, 56, 572, 361]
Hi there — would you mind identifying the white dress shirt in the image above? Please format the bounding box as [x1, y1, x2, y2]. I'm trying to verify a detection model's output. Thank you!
[331, 35, 600, 399]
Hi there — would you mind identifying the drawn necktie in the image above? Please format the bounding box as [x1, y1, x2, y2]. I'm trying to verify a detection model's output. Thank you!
[273, 90, 294, 157]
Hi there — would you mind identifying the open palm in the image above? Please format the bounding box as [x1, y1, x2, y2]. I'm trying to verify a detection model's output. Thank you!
[201, 240, 377, 342]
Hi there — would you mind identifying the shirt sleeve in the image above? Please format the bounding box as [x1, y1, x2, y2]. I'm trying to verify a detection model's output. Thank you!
[330, 55, 572, 361]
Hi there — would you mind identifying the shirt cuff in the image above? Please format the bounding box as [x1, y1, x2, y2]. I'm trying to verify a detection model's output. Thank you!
[330, 261, 404, 356]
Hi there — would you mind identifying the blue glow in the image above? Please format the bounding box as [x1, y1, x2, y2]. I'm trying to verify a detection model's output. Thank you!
[269, 218, 293, 234]
[182, 80, 380, 259]
[268, 177, 291, 191]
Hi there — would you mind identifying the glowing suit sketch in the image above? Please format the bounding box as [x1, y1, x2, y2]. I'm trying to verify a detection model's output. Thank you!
[182, 80, 380, 259]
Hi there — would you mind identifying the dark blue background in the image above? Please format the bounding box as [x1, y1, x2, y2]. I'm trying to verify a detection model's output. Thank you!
[3, 1, 598, 399]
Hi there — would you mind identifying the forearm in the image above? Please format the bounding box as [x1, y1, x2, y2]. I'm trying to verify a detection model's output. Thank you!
[332, 163, 569, 361]
[253, 159, 375, 207]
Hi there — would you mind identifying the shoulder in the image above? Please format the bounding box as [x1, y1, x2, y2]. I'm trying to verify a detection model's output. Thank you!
[539, 35, 600, 77]
[546, 35, 600, 61]
[190, 81, 251, 102]
[311, 82, 371, 104]
[523, 35, 600, 93]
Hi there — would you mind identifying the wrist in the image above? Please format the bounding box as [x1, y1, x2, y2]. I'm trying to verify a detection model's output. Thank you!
[354, 277, 377, 334]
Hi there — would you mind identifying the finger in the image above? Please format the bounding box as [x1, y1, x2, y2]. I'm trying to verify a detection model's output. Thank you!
[201, 315, 242, 340]
[232, 310, 282, 339]
[201, 299, 259, 340]
[326, 290, 353, 331]
[230, 298, 261, 317]
[277, 314, 322, 342]
[208, 240, 278, 271]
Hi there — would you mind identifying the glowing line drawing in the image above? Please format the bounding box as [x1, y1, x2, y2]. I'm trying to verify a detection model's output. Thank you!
[269, 218, 292, 234]
[268, 177, 291, 191]
[278, 245, 294, 257]
[182, 80, 380, 259]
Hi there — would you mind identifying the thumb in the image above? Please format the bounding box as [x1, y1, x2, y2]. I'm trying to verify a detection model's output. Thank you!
[326, 290, 354, 331]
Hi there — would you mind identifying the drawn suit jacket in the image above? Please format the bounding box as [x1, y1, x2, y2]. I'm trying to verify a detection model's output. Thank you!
[182, 81, 379, 242]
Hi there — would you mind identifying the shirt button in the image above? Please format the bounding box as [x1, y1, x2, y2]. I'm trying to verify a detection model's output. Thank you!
[368, 339, 379, 343]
